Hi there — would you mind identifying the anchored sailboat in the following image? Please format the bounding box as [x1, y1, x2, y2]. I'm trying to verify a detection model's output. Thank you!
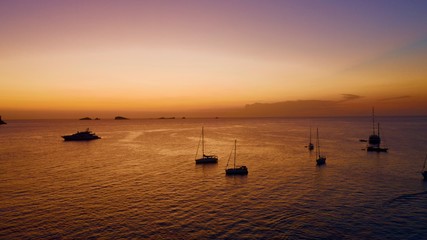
[195, 127, 218, 164]
[367, 108, 388, 152]
[308, 127, 314, 151]
[421, 154, 427, 180]
[225, 140, 248, 175]
[316, 128, 326, 165]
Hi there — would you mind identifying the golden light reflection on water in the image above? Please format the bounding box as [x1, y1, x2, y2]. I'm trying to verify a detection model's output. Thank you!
[1, 118, 427, 239]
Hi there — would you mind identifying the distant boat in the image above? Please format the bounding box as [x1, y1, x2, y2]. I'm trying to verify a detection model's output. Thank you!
[225, 140, 248, 175]
[195, 127, 218, 164]
[308, 127, 314, 151]
[62, 128, 101, 141]
[315, 128, 326, 165]
[366, 108, 388, 152]
[0, 116, 6, 125]
[421, 154, 427, 180]
[79, 117, 92, 120]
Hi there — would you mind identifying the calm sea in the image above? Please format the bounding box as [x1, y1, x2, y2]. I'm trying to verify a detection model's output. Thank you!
[1, 117, 426, 239]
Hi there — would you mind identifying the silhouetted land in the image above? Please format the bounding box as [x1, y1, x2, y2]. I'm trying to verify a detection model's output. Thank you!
[115, 116, 129, 120]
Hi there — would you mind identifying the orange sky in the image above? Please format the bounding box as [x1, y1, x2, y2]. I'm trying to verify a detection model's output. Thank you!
[1, 1, 427, 119]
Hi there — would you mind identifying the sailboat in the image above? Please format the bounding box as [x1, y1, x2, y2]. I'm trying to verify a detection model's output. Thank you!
[195, 127, 218, 164]
[225, 140, 248, 175]
[366, 108, 388, 152]
[308, 127, 314, 151]
[421, 154, 427, 180]
[315, 128, 326, 165]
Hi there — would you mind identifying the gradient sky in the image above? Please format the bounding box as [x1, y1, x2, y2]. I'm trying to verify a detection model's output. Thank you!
[1, 0, 427, 118]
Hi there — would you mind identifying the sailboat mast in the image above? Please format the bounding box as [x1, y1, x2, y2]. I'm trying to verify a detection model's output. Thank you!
[372, 107, 375, 135]
[310, 127, 312, 143]
[378, 123, 380, 137]
[316, 128, 320, 158]
[234, 140, 237, 169]
[202, 127, 204, 155]
[423, 154, 427, 171]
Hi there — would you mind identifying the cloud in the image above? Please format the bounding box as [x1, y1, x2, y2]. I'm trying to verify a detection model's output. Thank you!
[340, 94, 363, 102]
[244, 100, 337, 117]
[379, 95, 411, 101]
[342, 36, 427, 74]
[243, 94, 366, 117]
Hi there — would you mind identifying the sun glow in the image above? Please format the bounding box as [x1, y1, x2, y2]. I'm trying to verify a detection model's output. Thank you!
[1, 1, 427, 118]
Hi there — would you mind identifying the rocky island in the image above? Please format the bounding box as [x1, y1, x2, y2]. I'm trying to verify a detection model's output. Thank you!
[115, 116, 129, 120]
[0, 116, 6, 125]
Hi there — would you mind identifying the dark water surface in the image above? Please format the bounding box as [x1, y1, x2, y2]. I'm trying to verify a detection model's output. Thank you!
[1, 117, 426, 239]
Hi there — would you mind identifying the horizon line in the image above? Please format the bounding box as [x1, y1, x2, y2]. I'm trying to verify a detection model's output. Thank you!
[2, 114, 427, 121]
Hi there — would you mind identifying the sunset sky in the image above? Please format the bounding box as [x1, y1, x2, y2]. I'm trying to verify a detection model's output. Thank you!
[1, 1, 427, 118]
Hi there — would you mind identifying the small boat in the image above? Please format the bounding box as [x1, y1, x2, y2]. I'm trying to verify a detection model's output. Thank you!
[366, 108, 388, 152]
[62, 128, 101, 141]
[225, 140, 248, 175]
[421, 154, 427, 180]
[195, 127, 218, 164]
[0, 116, 6, 125]
[308, 127, 314, 150]
[315, 128, 326, 165]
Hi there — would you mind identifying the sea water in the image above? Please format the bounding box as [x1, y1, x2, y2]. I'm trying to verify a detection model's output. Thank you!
[1, 117, 426, 239]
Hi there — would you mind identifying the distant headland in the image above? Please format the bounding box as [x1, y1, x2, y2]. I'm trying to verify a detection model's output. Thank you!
[115, 116, 129, 120]
[0, 116, 6, 125]
[79, 117, 101, 120]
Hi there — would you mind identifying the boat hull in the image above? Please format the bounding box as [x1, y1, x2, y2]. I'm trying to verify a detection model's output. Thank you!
[316, 157, 326, 165]
[367, 146, 388, 152]
[62, 135, 100, 141]
[195, 156, 218, 164]
[226, 166, 248, 175]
